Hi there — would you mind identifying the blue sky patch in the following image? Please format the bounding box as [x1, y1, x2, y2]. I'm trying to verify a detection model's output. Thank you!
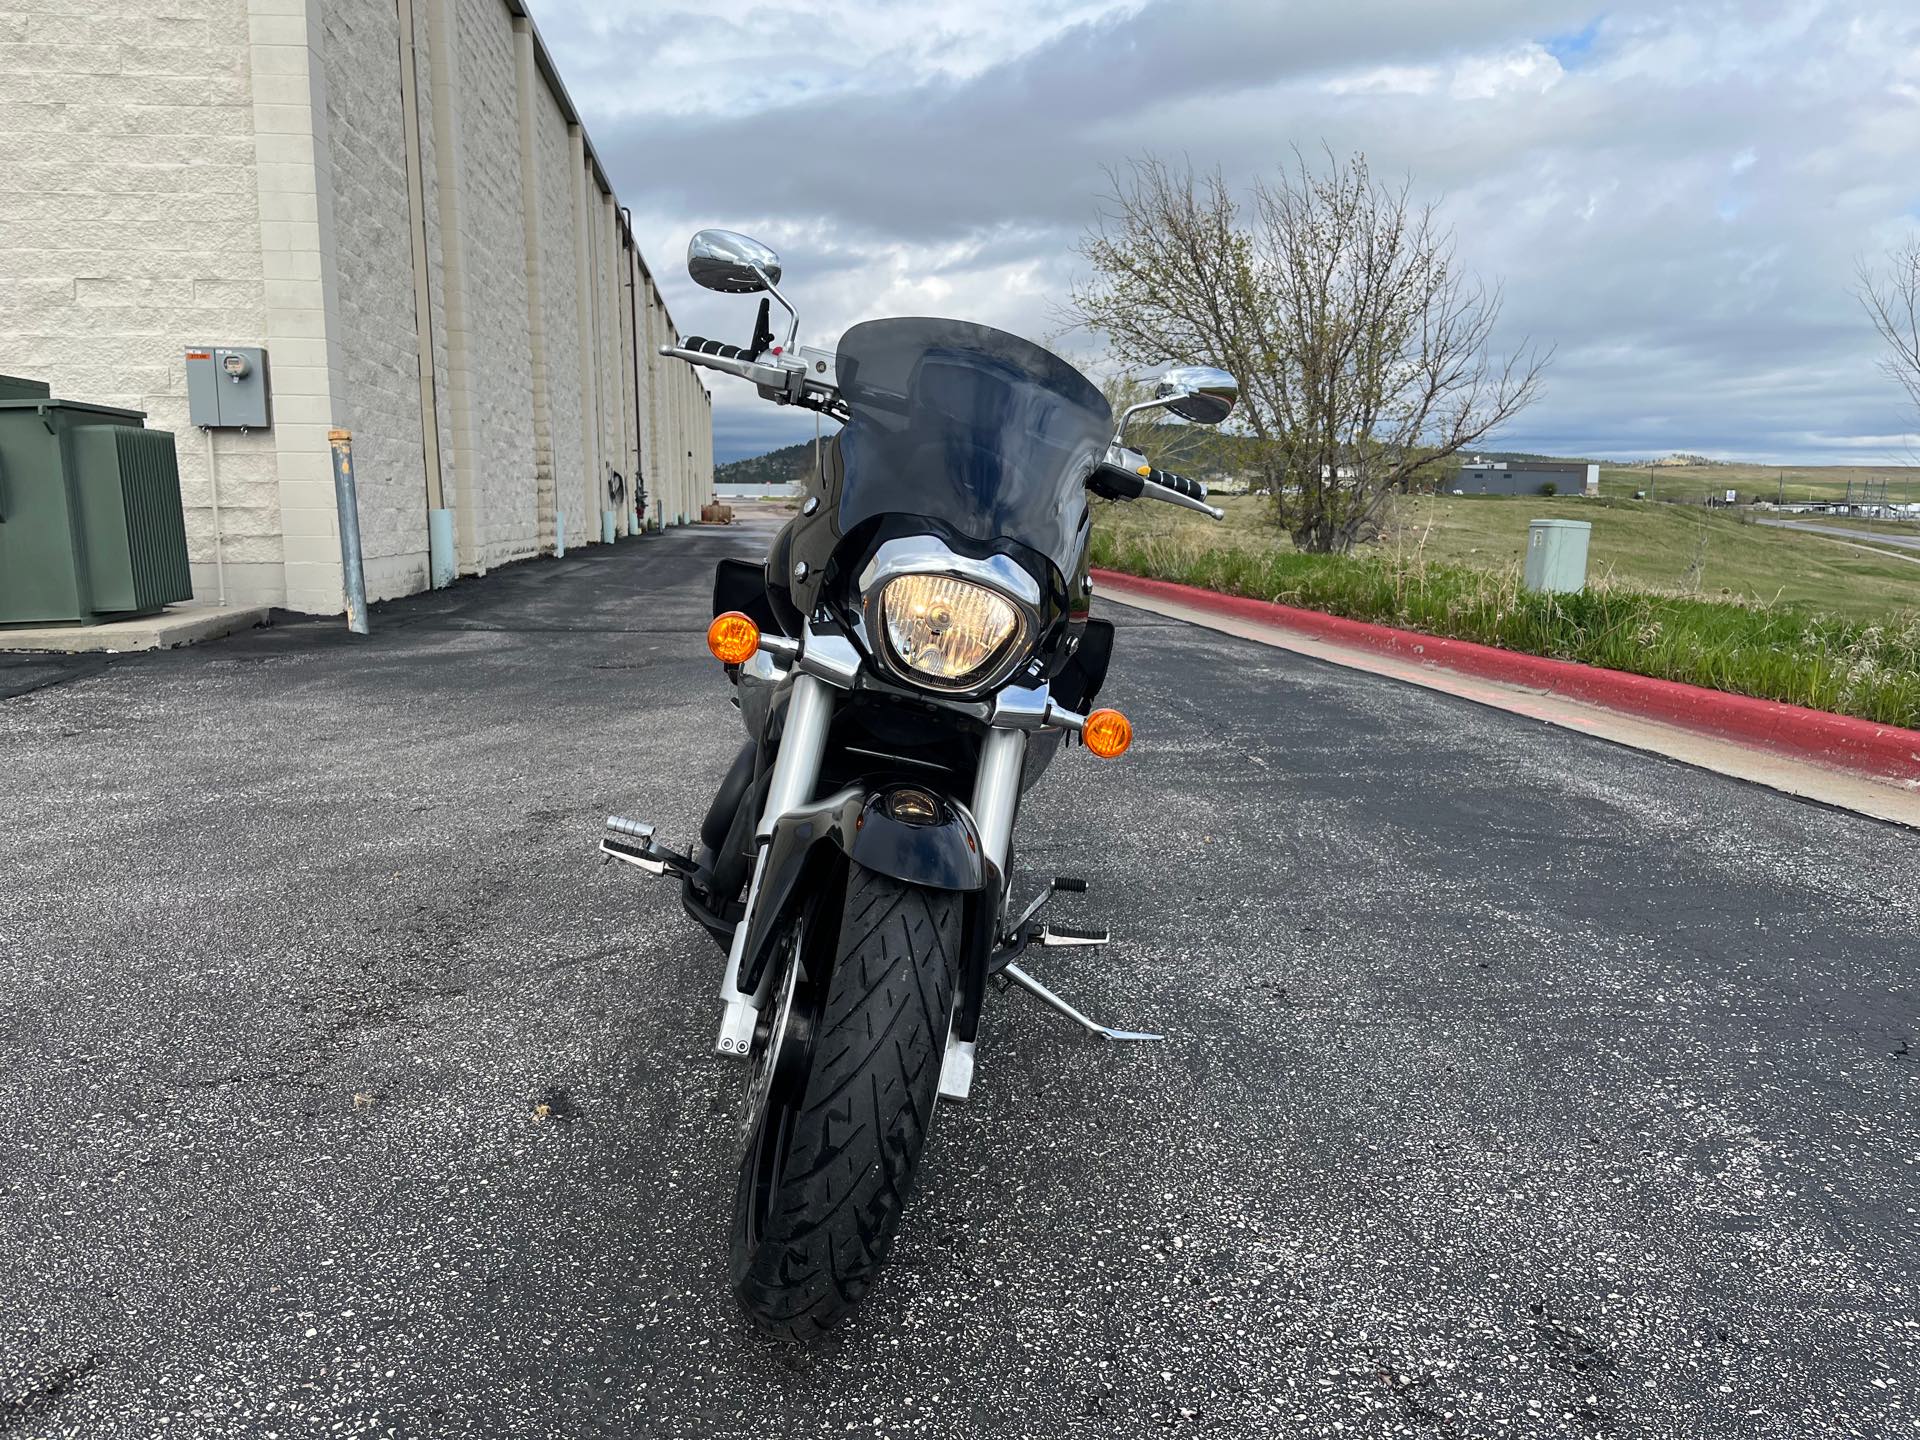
[1545, 17, 1603, 68]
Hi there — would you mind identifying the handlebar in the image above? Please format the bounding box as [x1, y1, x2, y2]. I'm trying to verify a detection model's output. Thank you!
[1088, 457, 1223, 520]
[661, 340, 843, 416]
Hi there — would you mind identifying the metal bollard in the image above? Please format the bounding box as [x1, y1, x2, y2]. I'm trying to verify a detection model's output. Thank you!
[327, 428, 371, 634]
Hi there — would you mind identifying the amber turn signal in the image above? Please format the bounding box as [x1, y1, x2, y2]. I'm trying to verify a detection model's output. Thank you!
[1082, 708, 1132, 758]
[706, 611, 761, 664]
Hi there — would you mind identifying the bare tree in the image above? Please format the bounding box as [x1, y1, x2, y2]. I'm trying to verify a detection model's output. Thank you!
[1073, 150, 1550, 553]
[1857, 239, 1920, 425]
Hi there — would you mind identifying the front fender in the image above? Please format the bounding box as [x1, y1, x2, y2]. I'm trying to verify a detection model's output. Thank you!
[735, 786, 985, 997]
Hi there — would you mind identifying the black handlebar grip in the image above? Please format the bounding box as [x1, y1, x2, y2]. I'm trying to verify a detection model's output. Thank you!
[1150, 467, 1205, 500]
[684, 336, 750, 362]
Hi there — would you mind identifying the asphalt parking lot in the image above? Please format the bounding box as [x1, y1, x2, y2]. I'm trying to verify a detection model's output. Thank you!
[2, 520, 1916, 1439]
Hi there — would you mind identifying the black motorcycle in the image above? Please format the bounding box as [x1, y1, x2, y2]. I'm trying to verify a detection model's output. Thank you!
[601, 229, 1237, 1339]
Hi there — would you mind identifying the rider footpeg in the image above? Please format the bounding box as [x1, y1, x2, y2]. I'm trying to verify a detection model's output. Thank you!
[1040, 923, 1109, 947]
[600, 815, 696, 878]
[1004, 874, 1095, 946]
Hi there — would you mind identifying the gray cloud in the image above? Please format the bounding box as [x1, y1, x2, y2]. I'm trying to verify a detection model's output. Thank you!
[534, 0, 1920, 463]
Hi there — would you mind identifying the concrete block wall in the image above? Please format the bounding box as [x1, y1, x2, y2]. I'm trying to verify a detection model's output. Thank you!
[319, 0, 429, 600]
[450, 0, 537, 573]
[529, 81, 587, 549]
[0, 0, 285, 606]
[0, 0, 710, 615]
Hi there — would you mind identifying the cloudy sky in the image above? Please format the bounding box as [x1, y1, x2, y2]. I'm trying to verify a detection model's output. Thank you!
[532, 0, 1920, 466]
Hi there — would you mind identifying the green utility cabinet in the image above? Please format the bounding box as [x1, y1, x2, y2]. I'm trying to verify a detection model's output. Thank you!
[0, 376, 192, 625]
[1523, 518, 1592, 595]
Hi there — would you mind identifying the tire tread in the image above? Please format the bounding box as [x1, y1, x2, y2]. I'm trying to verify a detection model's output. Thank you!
[732, 865, 958, 1340]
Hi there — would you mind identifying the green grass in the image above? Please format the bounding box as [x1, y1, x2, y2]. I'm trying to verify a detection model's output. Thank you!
[1091, 498, 1920, 728]
[1100, 492, 1920, 623]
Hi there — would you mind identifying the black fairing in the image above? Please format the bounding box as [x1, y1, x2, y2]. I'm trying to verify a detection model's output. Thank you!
[1052, 617, 1114, 712]
[774, 317, 1112, 647]
[772, 442, 1087, 694]
[712, 557, 780, 631]
[834, 319, 1111, 574]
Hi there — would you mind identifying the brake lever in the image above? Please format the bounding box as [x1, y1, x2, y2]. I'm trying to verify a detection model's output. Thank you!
[1139, 477, 1225, 519]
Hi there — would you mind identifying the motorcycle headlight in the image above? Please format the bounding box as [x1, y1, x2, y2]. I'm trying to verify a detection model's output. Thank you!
[879, 574, 1023, 687]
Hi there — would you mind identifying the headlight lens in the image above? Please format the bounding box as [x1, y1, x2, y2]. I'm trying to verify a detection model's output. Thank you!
[880, 574, 1021, 685]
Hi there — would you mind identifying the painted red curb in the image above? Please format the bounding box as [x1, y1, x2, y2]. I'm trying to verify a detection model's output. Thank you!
[1092, 568, 1920, 783]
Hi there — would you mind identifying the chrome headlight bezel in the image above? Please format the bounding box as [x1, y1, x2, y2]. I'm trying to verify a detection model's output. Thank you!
[856, 538, 1043, 694]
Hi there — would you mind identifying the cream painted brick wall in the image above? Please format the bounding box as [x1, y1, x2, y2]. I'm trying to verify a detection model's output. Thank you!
[640, 275, 664, 524]
[594, 192, 622, 525]
[320, 0, 429, 599]
[0, 0, 282, 603]
[452, 0, 535, 570]
[0, 0, 710, 615]
[532, 83, 587, 547]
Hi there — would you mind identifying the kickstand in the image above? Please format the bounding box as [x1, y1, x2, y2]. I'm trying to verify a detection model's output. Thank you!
[1002, 962, 1163, 1043]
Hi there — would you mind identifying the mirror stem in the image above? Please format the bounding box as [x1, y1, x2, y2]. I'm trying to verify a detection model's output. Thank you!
[1112, 396, 1174, 448]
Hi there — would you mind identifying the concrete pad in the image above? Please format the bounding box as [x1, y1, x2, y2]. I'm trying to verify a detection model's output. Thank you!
[0, 600, 271, 654]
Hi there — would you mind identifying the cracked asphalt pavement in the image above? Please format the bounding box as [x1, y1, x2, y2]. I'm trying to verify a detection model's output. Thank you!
[2, 518, 1916, 1438]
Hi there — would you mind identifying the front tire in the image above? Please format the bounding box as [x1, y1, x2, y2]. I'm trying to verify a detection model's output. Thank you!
[731, 863, 959, 1341]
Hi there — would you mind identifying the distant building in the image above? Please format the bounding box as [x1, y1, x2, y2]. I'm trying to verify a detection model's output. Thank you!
[1455, 460, 1599, 497]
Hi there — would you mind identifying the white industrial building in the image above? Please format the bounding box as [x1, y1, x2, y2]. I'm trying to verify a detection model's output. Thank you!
[1, 0, 713, 615]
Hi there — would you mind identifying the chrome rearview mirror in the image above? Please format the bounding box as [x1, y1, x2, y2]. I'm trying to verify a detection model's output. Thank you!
[1113, 363, 1239, 446]
[687, 229, 783, 294]
[1155, 366, 1238, 425]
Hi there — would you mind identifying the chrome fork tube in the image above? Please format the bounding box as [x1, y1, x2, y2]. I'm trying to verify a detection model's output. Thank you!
[715, 673, 836, 1056]
[755, 672, 835, 840]
[971, 726, 1027, 881]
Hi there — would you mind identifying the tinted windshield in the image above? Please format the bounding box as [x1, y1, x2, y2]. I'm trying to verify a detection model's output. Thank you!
[833, 318, 1112, 578]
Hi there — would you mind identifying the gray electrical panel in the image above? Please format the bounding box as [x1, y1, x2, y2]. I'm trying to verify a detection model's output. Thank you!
[184, 346, 271, 429]
[1523, 518, 1592, 594]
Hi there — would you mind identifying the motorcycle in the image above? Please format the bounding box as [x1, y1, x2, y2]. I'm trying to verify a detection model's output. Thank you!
[600, 229, 1237, 1340]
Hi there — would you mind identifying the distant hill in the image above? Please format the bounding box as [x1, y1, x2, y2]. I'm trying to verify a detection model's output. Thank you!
[716, 440, 826, 488]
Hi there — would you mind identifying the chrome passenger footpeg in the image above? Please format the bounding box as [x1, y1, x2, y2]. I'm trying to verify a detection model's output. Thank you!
[600, 815, 695, 878]
[1002, 962, 1163, 1043]
[1040, 923, 1109, 947]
